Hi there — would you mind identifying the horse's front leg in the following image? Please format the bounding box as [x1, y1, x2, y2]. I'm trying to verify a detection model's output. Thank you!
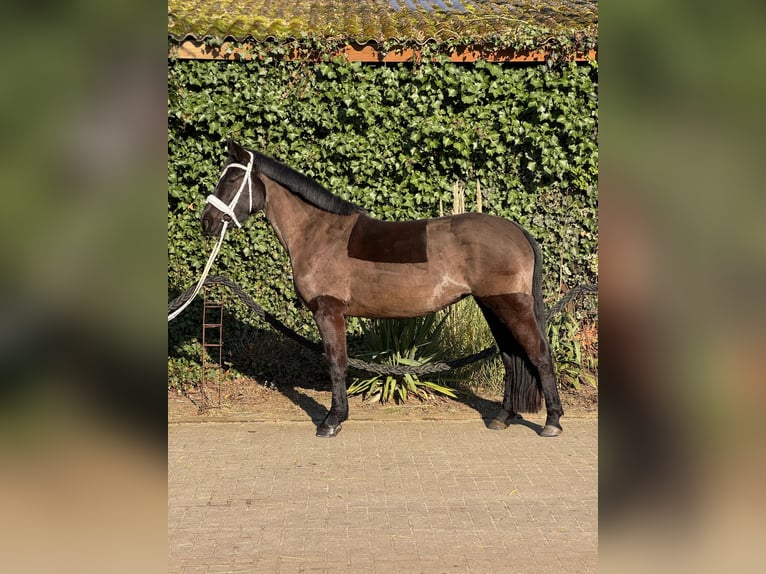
[309, 295, 349, 438]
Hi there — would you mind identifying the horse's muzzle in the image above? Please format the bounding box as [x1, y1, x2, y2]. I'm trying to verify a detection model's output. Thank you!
[201, 213, 218, 236]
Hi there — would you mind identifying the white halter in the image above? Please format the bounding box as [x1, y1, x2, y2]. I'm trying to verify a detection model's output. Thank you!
[167, 150, 255, 322]
[205, 150, 255, 228]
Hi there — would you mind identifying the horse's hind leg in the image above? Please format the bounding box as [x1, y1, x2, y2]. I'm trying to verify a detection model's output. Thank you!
[478, 293, 564, 437]
[309, 295, 349, 438]
[477, 302, 524, 430]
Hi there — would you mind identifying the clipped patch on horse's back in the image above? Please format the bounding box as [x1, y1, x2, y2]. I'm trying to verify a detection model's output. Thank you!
[347, 215, 428, 264]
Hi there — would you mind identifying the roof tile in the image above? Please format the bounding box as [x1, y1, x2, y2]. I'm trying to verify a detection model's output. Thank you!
[168, 0, 598, 43]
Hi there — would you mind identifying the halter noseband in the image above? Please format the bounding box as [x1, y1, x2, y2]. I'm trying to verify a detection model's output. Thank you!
[205, 150, 255, 228]
[168, 149, 254, 322]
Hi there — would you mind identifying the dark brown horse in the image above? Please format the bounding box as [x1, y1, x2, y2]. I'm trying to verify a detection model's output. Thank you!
[201, 139, 564, 438]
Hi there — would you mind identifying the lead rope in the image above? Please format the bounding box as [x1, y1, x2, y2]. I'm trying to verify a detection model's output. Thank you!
[167, 220, 229, 321]
[168, 151, 254, 322]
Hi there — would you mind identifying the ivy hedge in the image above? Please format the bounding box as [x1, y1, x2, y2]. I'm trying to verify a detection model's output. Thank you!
[168, 45, 598, 383]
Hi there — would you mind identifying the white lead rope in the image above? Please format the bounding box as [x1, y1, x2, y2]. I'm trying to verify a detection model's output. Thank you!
[168, 150, 254, 322]
[167, 220, 229, 322]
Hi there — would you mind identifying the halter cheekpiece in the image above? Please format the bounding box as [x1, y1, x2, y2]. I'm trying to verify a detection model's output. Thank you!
[205, 150, 255, 228]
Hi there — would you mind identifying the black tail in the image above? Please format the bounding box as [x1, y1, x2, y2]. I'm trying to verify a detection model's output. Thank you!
[508, 227, 546, 413]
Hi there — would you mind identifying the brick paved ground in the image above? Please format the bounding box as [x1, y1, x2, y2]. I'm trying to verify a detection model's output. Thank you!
[168, 416, 597, 573]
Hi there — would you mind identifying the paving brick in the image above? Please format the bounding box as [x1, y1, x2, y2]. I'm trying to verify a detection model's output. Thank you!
[169, 418, 597, 573]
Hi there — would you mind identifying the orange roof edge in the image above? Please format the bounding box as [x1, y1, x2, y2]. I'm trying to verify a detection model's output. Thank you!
[171, 40, 597, 63]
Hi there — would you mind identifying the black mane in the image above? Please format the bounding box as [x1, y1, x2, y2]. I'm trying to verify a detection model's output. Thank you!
[252, 151, 364, 216]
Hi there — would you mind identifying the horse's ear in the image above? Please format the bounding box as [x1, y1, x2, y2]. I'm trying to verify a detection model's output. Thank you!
[226, 138, 249, 163]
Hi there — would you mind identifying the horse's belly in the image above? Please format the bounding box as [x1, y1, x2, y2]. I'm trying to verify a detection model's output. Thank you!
[345, 262, 469, 318]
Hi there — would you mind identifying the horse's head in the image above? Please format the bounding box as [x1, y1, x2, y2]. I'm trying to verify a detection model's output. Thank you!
[201, 139, 266, 236]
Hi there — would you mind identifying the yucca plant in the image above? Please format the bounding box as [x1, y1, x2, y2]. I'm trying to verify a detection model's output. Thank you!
[348, 314, 457, 403]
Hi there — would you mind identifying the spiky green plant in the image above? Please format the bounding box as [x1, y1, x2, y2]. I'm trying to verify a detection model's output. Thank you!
[435, 297, 505, 395]
[348, 314, 457, 403]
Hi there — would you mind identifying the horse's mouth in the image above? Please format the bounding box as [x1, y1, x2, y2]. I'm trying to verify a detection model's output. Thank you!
[201, 213, 223, 236]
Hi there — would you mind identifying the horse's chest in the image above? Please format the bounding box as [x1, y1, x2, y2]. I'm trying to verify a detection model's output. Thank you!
[346, 217, 428, 264]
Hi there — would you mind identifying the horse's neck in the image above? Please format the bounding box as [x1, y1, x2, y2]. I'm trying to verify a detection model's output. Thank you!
[262, 181, 321, 254]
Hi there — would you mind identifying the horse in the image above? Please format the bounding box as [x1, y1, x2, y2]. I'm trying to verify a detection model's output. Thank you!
[201, 139, 564, 438]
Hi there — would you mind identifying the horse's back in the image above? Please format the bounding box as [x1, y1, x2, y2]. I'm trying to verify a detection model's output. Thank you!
[347, 215, 428, 264]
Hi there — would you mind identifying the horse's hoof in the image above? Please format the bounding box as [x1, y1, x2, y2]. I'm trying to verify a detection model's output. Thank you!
[488, 418, 510, 430]
[488, 412, 521, 430]
[316, 423, 342, 438]
[540, 424, 562, 437]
